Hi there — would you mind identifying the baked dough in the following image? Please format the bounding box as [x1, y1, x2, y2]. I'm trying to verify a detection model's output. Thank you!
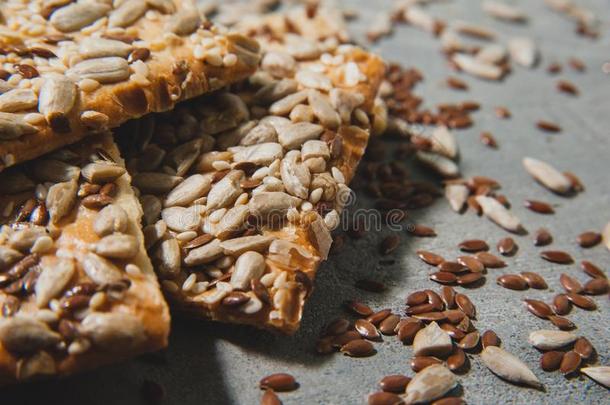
[0, 0, 260, 171]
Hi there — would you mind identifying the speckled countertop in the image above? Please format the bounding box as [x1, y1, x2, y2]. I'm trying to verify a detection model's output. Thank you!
[5, 0, 610, 404]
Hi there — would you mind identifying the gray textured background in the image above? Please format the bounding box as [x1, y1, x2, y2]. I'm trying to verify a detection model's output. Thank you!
[5, 0, 610, 404]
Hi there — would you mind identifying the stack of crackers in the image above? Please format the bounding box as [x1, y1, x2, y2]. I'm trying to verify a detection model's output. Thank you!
[0, 0, 384, 383]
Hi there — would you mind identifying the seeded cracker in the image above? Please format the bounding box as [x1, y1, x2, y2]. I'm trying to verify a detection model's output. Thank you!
[0, 133, 169, 384]
[119, 8, 385, 334]
[0, 0, 260, 171]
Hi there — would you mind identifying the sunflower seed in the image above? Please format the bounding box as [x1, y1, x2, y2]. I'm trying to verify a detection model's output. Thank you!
[429, 126, 458, 160]
[81, 252, 123, 285]
[445, 184, 468, 212]
[220, 235, 274, 256]
[508, 37, 537, 67]
[80, 312, 146, 350]
[413, 322, 453, 357]
[35, 258, 75, 307]
[0, 89, 38, 113]
[577, 231, 601, 248]
[0, 112, 38, 140]
[533, 228, 553, 246]
[165, 8, 201, 35]
[46, 179, 78, 223]
[520, 272, 548, 289]
[483, 1, 527, 22]
[580, 367, 610, 388]
[476, 196, 522, 232]
[379, 374, 411, 393]
[416, 151, 460, 178]
[452, 53, 503, 80]
[523, 157, 571, 194]
[529, 330, 577, 350]
[234, 143, 284, 166]
[259, 373, 297, 392]
[541, 251, 573, 264]
[277, 122, 324, 150]
[133, 172, 183, 194]
[481, 346, 542, 388]
[402, 364, 457, 404]
[497, 274, 528, 290]
[161, 206, 201, 233]
[93, 204, 129, 237]
[50, 2, 111, 32]
[0, 317, 61, 353]
[552, 294, 571, 315]
[540, 351, 564, 371]
[67, 57, 130, 84]
[95, 234, 138, 259]
[340, 339, 375, 357]
[603, 221, 610, 251]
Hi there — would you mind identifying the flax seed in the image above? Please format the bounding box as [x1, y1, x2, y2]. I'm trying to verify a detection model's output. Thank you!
[430, 272, 457, 284]
[568, 58, 586, 72]
[443, 309, 465, 324]
[524, 200, 554, 214]
[447, 76, 468, 90]
[355, 319, 382, 341]
[560, 351, 581, 375]
[457, 331, 480, 350]
[411, 356, 442, 372]
[426, 290, 443, 309]
[332, 331, 361, 348]
[559, 274, 583, 294]
[475, 252, 506, 268]
[520, 272, 548, 289]
[557, 80, 579, 96]
[259, 373, 298, 392]
[480, 132, 498, 148]
[432, 398, 465, 405]
[368, 391, 404, 405]
[261, 389, 281, 405]
[438, 261, 468, 273]
[367, 309, 392, 325]
[379, 315, 401, 335]
[534, 228, 553, 246]
[495, 106, 511, 119]
[406, 291, 429, 306]
[397, 321, 423, 344]
[497, 237, 517, 256]
[577, 232, 601, 248]
[441, 323, 466, 340]
[417, 250, 445, 266]
[457, 272, 483, 286]
[540, 351, 564, 371]
[581, 261, 606, 279]
[536, 120, 561, 133]
[325, 318, 350, 336]
[406, 303, 437, 316]
[467, 196, 482, 215]
[563, 172, 584, 192]
[408, 224, 436, 237]
[447, 347, 466, 371]
[380, 234, 401, 255]
[574, 337, 594, 359]
[524, 299, 554, 319]
[356, 279, 386, 293]
[583, 278, 609, 295]
[552, 294, 572, 315]
[566, 293, 597, 310]
[457, 256, 484, 273]
[455, 293, 475, 318]
[379, 374, 411, 393]
[341, 339, 375, 357]
[441, 286, 456, 309]
[547, 63, 562, 74]
[344, 300, 374, 317]
[541, 250, 573, 264]
[458, 239, 489, 252]
[481, 330, 500, 349]
[549, 315, 576, 330]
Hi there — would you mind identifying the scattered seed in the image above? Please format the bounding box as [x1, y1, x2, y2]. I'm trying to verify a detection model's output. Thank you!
[443, 310, 465, 324]
[408, 224, 437, 237]
[497, 274, 528, 290]
[440, 286, 456, 309]
[475, 252, 506, 268]
[524, 299, 554, 319]
[559, 274, 583, 293]
[259, 373, 298, 392]
[367, 391, 404, 405]
[552, 294, 572, 315]
[496, 237, 517, 256]
[406, 303, 437, 316]
[345, 300, 374, 317]
[560, 351, 581, 375]
[523, 157, 571, 193]
[417, 250, 445, 266]
[577, 232, 601, 248]
[430, 272, 457, 285]
[379, 374, 411, 393]
[548, 315, 576, 330]
[457, 272, 483, 286]
[557, 80, 579, 96]
[325, 318, 350, 336]
[528, 330, 577, 350]
[458, 331, 480, 350]
[458, 239, 489, 252]
[581, 261, 606, 279]
[536, 120, 561, 133]
[447, 76, 468, 90]
[479, 131, 498, 148]
[367, 309, 392, 325]
[355, 319, 382, 341]
[397, 319, 423, 344]
[332, 331, 361, 348]
[495, 107, 511, 119]
[406, 291, 429, 306]
[340, 339, 375, 357]
[580, 367, 610, 388]
[574, 337, 594, 359]
[566, 293, 596, 310]
[541, 251, 573, 264]
[455, 294, 475, 318]
[438, 261, 468, 273]
[568, 58, 586, 72]
[533, 229, 553, 246]
[583, 278, 609, 295]
[380, 234, 401, 255]
[476, 195, 522, 233]
[481, 346, 542, 389]
[457, 256, 484, 273]
[411, 356, 443, 372]
[540, 351, 564, 372]
[261, 389, 281, 405]
[414, 312, 447, 322]
[520, 272, 548, 289]
[379, 315, 401, 336]
[524, 200, 554, 214]
[481, 330, 500, 349]
[547, 63, 562, 74]
[446, 347, 466, 371]
[403, 364, 457, 404]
